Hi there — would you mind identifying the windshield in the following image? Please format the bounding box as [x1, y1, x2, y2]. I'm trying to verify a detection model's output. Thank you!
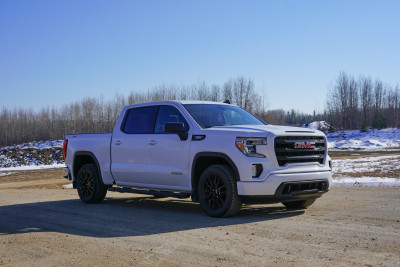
[183, 104, 266, 128]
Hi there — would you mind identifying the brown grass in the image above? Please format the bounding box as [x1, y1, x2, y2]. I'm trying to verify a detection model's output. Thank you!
[329, 149, 400, 160]
[335, 170, 400, 179]
[0, 168, 67, 189]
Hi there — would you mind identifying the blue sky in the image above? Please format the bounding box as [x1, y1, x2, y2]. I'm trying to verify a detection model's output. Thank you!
[1, 0, 399, 113]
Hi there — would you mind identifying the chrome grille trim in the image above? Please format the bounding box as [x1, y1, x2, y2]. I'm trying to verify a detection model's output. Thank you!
[274, 136, 326, 166]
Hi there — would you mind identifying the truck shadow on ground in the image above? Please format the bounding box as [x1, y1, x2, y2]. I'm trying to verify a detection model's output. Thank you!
[0, 196, 304, 238]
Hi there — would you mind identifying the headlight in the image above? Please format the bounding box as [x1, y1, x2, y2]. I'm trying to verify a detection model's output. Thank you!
[235, 137, 267, 158]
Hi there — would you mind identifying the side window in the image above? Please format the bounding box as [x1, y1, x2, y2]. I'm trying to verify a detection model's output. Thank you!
[154, 106, 189, 134]
[122, 106, 157, 134]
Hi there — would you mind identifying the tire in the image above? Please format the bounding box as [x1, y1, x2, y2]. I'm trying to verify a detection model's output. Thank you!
[282, 199, 316, 209]
[76, 163, 107, 204]
[197, 165, 242, 217]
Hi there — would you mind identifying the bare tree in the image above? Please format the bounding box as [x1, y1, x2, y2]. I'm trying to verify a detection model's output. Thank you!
[372, 79, 386, 129]
[210, 85, 220, 102]
[223, 80, 233, 102]
[347, 76, 359, 129]
[359, 76, 373, 128]
[195, 81, 209, 101]
[233, 76, 246, 107]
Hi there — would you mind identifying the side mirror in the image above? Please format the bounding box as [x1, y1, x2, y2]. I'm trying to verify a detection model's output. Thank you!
[164, 122, 188, 141]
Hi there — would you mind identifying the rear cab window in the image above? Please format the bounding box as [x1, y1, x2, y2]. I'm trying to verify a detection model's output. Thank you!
[121, 106, 157, 134]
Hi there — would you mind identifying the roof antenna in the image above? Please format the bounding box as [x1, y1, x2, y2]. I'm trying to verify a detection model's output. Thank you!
[223, 99, 231, 104]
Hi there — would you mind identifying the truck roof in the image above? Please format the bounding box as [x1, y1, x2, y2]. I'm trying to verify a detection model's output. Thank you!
[177, 100, 230, 105]
[125, 100, 231, 108]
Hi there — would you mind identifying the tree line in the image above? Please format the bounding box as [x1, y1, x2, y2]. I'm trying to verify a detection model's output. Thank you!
[1, 74, 399, 147]
[325, 72, 400, 130]
[0, 76, 264, 146]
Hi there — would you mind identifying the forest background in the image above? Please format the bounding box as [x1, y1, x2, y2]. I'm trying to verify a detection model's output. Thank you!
[1, 72, 399, 147]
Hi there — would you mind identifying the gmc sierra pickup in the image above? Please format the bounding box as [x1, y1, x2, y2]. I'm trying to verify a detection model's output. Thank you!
[63, 100, 332, 217]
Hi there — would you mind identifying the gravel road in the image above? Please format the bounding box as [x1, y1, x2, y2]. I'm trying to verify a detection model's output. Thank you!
[1, 186, 399, 266]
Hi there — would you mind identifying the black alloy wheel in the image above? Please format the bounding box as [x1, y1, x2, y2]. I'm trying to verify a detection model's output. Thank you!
[78, 169, 94, 199]
[198, 165, 241, 217]
[76, 163, 107, 204]
[202, 172, 227, 210]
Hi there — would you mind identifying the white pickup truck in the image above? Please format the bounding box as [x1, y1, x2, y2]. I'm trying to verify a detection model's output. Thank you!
[63, 100, 332, 217]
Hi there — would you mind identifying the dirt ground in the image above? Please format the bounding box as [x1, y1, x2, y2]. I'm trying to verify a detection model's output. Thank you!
[0, 153, 399, 266]
[0, 168, 66, 190]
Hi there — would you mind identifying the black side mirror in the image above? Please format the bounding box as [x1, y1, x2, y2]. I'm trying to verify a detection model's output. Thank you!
[164, 122, 188, 141]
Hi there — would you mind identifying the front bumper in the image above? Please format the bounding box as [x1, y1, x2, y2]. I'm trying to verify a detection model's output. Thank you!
[237, 171, 331, 203]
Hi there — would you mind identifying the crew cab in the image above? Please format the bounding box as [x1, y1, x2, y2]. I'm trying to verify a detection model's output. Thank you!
[63, 100, 332, 217]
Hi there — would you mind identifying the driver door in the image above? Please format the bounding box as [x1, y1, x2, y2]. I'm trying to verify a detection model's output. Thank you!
[145, 105, 191, 188]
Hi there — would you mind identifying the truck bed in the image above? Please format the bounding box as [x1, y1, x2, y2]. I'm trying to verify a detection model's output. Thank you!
[65, 133, 113, 184]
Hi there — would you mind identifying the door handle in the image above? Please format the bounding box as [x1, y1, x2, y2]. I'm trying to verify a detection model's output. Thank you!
[114, 140, 122, 145]
[147, 140, 157, 146]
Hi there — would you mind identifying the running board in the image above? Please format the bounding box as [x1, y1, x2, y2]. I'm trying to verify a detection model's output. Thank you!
[108, 186, 191, 199]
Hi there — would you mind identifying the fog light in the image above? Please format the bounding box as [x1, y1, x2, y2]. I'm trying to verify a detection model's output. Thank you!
[252, 164, 263, 178]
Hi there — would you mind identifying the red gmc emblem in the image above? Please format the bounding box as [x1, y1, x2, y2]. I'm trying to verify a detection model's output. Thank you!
[294, 141, 316, 149]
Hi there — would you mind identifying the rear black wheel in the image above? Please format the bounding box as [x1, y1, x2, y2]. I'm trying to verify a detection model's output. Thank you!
[198, 165, 241, 217]
[77, 163, 107, 204]
[282, 199, 316, 209]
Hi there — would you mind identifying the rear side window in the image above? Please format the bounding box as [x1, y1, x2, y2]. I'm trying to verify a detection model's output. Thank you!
[122, 106, 157, 134]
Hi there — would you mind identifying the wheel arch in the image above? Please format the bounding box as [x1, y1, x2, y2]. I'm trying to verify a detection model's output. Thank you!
[191, 152, 239, 202]
[72, 151, 102, 188]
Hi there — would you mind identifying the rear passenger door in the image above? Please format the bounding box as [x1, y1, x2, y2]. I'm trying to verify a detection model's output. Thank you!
[145, 105, 191, 188]
[111, 106, 157, 185]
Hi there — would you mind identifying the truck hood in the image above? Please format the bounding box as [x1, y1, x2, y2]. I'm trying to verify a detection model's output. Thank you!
[203, 124, 323, 136]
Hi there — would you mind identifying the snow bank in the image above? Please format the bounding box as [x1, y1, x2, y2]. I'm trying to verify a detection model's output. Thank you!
[2, 140, 63, 150]
[327, 128, 400, 150]
[303, 122, 400, 150]
[0, 140, 63, 168]
[303, 121, 330, 131]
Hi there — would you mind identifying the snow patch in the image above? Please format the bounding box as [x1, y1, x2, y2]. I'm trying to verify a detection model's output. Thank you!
[0, 163, 65, 171]
[63, 183, 73, 189]
[332, 177, 400, 187]
[331, 155, 400, 186]
[0, 172, 16, 177]
[332, 155, 400, 174]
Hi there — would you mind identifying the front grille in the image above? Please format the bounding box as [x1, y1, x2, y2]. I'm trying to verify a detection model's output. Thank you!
[274, 136, 326, 166]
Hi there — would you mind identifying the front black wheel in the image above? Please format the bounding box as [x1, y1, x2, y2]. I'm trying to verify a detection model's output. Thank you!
[282, 199, 316, 209]
[76, 163, 107, 204]
[198, 165, 241, 217]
